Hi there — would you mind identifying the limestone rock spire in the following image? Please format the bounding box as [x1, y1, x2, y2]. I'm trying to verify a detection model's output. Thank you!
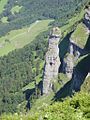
[43, 27, 61, 94]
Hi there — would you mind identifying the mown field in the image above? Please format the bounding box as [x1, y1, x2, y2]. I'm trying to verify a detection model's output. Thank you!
[0, 19, 53, 56]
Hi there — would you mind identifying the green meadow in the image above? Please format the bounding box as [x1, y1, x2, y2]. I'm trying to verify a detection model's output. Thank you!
[0, 19, 53, 56]
[0, 0, 8, 13]
[71, 23, 88, 48]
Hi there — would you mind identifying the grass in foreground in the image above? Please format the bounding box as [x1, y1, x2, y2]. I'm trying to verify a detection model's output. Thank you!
[1, 92, 90, 120]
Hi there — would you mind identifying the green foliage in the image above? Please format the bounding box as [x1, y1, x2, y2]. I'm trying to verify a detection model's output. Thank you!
[1, 92, 90, 120]
[0, 0, 8, 14]
[71, 23, 89, 48]
[0, 19, 52, 56]
[0, 0, 89, 36]
[1, 16, 8, 23]
[0, 30, 49, 114]
[58, 73, 70, 83]
[0, 0, 89, 117]
[11, 5, 22, 15]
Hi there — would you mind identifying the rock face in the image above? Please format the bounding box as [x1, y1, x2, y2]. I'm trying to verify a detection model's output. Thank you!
[63, 40, 82, 79]
[86, 72, 90, 78]
[43, 5, 90, 96]
[63, 6, 90, 79]
[70, 6, 90, 92]
[85, 5, 90, 21]
[84, 5, 90, 32]
[43, 27, 61, 94]
[64, 54, 74, 79]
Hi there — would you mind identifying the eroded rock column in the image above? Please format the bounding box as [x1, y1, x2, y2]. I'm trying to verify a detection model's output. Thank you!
[43, 27, 61, 94]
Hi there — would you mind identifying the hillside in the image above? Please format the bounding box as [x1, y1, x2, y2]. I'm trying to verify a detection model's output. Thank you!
[1, 92, 90, 120]
[0, 0, 89, 56]
[0, 19, 52, 56]
[0, 0, 89, 37]
[0, 0, 90, 119]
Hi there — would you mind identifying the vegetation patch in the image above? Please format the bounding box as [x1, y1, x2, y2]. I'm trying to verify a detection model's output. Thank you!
[1, 16, 8, 23]
[71, 23, 89, 48]
[1, 92, 90, 120]
[22, 74, 43, 92]
[0, 19, 53, 56]
[0, 0, 8, 14]
[0, 0, 88, 37]
[0, 30, 49, 114]
[11, 5, 23, 14]
[61, 9, 85, 36]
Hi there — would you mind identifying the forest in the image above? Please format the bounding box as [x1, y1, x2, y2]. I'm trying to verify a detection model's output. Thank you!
[0, 0, 88, 36]
[0, 31, 48, 114]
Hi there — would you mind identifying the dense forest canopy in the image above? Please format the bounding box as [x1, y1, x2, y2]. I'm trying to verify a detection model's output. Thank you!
[0, 31, 49, 114]
[0, 0, 89, 36]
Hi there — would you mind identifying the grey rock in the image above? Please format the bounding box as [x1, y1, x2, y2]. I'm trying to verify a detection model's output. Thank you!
[84, 5, 90, 31]
[43, 27, 61, 94]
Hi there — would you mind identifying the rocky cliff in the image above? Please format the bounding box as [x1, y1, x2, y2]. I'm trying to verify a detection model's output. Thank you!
[70, 5, 90, 92]
[62, 5, 90, 95]
[63, 4, 90, 79]
[43, 27, 61, 94]
[43, 4, 90, 97]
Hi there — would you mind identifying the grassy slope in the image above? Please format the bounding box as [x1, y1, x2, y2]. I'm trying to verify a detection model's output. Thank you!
[0, 6, 85, 57]
[61, 9, 85, 35]
[0, 8, 85, 57]
[30, 92, 54, 112]
[22, 73, 43, 91]
[0, 19, 53, 56]
[1, 92, 90, 120]
[0, 0, 8, 13]
[71, 23, 89, 48]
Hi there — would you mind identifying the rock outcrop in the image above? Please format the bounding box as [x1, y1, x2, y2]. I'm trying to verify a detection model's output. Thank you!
[84, 4, 90, 32]
[64, 54, 74, 79]
[63, 40, 82, 79]
[63, 6, 90, 79]
[43, 5, 90, 96]
[43, 27, 61, 94]
[70, 6, 90, 92]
